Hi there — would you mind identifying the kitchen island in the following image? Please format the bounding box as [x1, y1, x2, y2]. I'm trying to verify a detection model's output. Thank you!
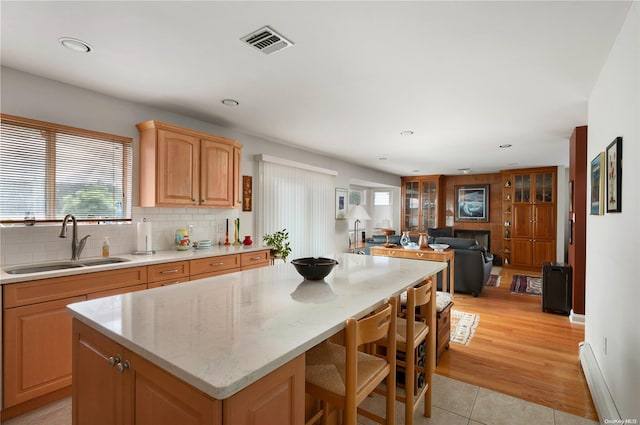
[67, 253, 445, 425]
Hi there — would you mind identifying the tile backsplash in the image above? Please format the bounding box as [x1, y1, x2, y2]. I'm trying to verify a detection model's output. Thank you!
[0, 207, 249, 266]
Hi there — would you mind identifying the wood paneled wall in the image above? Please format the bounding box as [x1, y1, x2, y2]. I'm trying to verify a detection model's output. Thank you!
[443, 173, 504, 259]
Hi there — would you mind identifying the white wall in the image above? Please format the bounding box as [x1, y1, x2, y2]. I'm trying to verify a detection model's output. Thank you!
[0, 66, 401, 264]
[585, 2, 639, 421]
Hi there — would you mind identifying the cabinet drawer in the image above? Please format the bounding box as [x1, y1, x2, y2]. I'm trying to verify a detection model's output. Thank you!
[147, 277, 190, 289]
[147, 261, 190, 283]
[87, 283, 148, 300]
[3, 266, 148, 308]
[240, 250, 270, 270]
[190, 255, 240, 277]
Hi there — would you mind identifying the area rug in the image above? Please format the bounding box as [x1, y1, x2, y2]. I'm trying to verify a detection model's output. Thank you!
[450, 310, 480, 345]
[486, 274, 500, 287]
[510, 275, 542, 295]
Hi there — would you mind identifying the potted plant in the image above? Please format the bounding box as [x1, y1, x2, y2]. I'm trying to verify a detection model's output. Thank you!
[263, 229, 292, 262]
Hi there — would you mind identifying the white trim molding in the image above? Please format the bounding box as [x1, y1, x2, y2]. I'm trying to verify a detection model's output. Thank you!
[255, 154, 338, 176]
[579, 341, 620, 423]
[570, 309, 586, 325]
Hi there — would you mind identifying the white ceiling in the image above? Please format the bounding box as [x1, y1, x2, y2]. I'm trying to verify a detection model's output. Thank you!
[0, 1, 632, 176]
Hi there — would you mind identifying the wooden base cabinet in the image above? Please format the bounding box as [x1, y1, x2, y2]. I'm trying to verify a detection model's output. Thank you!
[2, 266, 147, 415]
[73, 320, 221, 425]
[73, 320, 303, 425]
[3, 295, 85, 407]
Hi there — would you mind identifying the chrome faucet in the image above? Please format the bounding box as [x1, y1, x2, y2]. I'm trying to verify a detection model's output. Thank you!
[59, 214, 91, 261]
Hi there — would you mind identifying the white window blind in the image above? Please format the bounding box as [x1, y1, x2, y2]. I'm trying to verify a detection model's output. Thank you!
[257, 156, 335, 259]
[0, 115, 133, 222]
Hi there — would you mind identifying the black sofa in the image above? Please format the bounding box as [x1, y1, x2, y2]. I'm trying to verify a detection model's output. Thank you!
[432, 237, 493, 297]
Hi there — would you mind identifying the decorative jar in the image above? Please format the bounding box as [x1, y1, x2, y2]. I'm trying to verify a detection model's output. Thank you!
[400, 231, 410, 247]
[243, 235, 253, 246]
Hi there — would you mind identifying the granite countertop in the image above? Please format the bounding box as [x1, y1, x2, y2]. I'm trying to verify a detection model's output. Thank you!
[67, 253, 445, 400]
[0, 245, 271, 285]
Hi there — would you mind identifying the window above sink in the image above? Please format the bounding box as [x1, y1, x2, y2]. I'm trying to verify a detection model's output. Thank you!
[0, 114, 133, 224]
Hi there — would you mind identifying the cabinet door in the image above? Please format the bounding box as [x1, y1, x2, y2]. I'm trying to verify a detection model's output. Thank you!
[233, 146, 242, 208]
[534, 172, 555, 204]
[200, 138, 234, 207]
[223, 355, 304, 425]
[128, 351, 221, 425]
[404, 180, 420, 232]
[533, 204, 555, 239]
[511, 239, 533, 267]
[73, 320, 124, 425]
[513, 174, 531, 203]
[3, 295, 86, 407]
[533, 240, 555, 268]
[157, 129, 199, 206]
[512, 204, 532, 239]
[421, 180, 437, 230]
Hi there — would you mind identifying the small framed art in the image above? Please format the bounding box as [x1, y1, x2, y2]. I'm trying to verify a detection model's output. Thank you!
[335, 188, 347, 219]
[606, 137, 622, 213]
[590, 153, 605, 215]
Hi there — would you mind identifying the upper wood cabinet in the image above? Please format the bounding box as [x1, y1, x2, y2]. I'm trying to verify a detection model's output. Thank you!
[137, 120, 242, 208]
[401, 175, 444, 234]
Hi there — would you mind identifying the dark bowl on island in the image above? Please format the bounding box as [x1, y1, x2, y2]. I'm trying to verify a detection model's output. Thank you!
[291, 257, 339, 280]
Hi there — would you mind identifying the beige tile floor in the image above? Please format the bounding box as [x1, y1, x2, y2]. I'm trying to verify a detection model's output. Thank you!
[357, 374, 599, 425]
[4, 374, 598, 425]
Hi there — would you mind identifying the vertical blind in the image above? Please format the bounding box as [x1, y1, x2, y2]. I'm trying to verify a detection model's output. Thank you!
[258, 156, 336, 259]
[0, 115, 133, 222]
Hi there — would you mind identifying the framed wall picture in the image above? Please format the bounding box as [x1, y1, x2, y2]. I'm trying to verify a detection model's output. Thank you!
[242, 175, 252, 211]
[606, 137, 622, 213]
[455, 185, 489, 222]
[335, 188, 347, 219]
[590, 153, 605, 215]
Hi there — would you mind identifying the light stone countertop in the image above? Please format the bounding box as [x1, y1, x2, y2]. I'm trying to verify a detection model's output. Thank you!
[0, 245, 270, 284]
[67, 253, 446, 400]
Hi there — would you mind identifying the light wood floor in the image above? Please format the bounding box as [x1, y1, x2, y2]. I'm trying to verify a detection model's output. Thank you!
[435, 266, 598, 421]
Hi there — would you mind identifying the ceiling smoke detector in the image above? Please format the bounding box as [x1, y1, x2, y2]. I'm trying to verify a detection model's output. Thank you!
[241, 26, 293, 55]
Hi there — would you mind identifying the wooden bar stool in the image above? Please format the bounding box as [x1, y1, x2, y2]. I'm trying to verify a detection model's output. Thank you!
[378, 278, 433, 425]
[305, 297, 397, 425]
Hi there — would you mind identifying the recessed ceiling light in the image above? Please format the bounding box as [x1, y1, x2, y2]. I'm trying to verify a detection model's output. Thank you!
[221, 99, 239, 107]
[400, 131, 414, 136]
[508, 162, 519, 166]
[458, 168, 471, 174]
[58, 37, 92, 53]
[378, 157, 387, 161]
[411, 169, 420, 173]
[499, 144, 512, 148]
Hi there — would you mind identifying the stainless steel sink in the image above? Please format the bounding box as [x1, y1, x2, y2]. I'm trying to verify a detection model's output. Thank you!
[4, 257, 130, 275]
[81, 257, 129, 266]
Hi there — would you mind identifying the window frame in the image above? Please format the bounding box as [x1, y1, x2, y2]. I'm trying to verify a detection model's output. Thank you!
[0, 114, 133, 224]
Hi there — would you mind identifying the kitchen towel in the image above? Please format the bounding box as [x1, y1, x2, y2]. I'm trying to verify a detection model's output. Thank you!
[136, 221, 153, 252]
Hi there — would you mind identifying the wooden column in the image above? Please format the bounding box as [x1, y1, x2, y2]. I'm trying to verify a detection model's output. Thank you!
[568, 126, 587, 315]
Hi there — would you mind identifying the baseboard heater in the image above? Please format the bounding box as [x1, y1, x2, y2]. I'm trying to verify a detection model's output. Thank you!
[579, 341, 620, 424]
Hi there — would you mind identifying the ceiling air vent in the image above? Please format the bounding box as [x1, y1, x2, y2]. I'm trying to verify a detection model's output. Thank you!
[241, 26, 293, 55]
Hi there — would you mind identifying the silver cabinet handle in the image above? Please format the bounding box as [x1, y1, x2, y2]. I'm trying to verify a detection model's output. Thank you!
[161, 281, 181, 286]
[210, 262, 224, 266]
[250, 256, 262, 260]
[161, 269, 179, 274]
[117, 360, 130, 373]
[108, 355, 121, 367]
